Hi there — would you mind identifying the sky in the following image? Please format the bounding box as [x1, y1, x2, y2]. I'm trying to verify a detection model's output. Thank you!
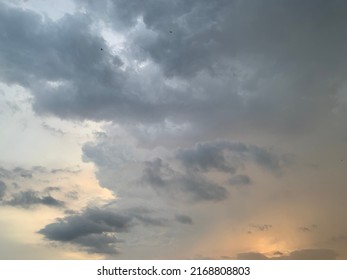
[0, 0, 347, 260]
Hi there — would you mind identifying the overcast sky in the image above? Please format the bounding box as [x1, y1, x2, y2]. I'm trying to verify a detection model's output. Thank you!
[0, 0, 347, 260]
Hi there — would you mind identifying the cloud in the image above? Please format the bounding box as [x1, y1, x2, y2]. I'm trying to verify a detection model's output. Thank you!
[1, 0, 346, 260]
[250, 224, 272, 232]
[299, 224, 318, 232]
[0, 165, 80, 182]
[0, 0, 345, 142]
[38, 208, 132, 242]
[44, 186, 61, 193]
[0, 2, 134, 122]
[229, 175, 251, 186]
[237, 252, 269, 260]
[179, 174, 228, 202]
[237, 249, 338, 260]
[140, 140, 284, 202]
[63, 0, 347, 141]
[12, 167, 33, 178]
[50, 166, 81, 174]
[142, 158, 170, 188]
[0, 168, 12, 180]
[175, 214, 193, 225]
[176, 142, 238, 173]
[70, 233, 121, 255]
[0, 166, 48, 180]
[0, 3, 319, 128]
[285, 249, 337, 260]
[38, 206, 168, 255]
[299, 227, 311, 232]
[0, 180, 7, 199]
[41, 122, 66, 136]
[177, 141, 283, 173]
[5, 190, 65, 209]
[142, 158, 229, 202]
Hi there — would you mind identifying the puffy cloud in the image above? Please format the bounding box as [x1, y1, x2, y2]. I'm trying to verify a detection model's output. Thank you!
[38, 206, 168, 255]
[39, 208, 132, 241]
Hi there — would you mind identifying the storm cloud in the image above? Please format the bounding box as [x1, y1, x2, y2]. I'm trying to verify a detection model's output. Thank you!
[1, 0, 347, 259]
[1, 0, 346, 136]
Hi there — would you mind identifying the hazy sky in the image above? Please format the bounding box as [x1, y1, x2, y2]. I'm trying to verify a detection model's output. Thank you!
[0, 0, 347, 260]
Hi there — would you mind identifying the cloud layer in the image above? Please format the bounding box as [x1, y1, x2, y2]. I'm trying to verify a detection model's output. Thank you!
[1, 0, 347, 259]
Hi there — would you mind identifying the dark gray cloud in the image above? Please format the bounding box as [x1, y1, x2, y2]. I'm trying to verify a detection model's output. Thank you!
[177, 141, 283, 173]
[5, 190, 65, 209]
[0, 180, 7, 199]
[124, 207, 168, 227]
[142, 158, 170, 188]
[179, 174, 228, 202]
[229, 174, 251, 186]
[83, 139, 282, 204]
[39, 209, 132, 255]
[237, 249, 338, 260]
[176, 142, 237, 173]
[0, 2, 135, 122]
[175, 214, 193, 225]
[143, 158, 228, 202]
[1, 0, 345, 260]
[39, 208, 132, 242]
[141, 140, 283, 202]
[65, 0, 347, 138]
[38, 207, 168, 255]
[75, 0, 230, 77]
[71, 233, 121, 255]
[2, 0, 346, 137]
